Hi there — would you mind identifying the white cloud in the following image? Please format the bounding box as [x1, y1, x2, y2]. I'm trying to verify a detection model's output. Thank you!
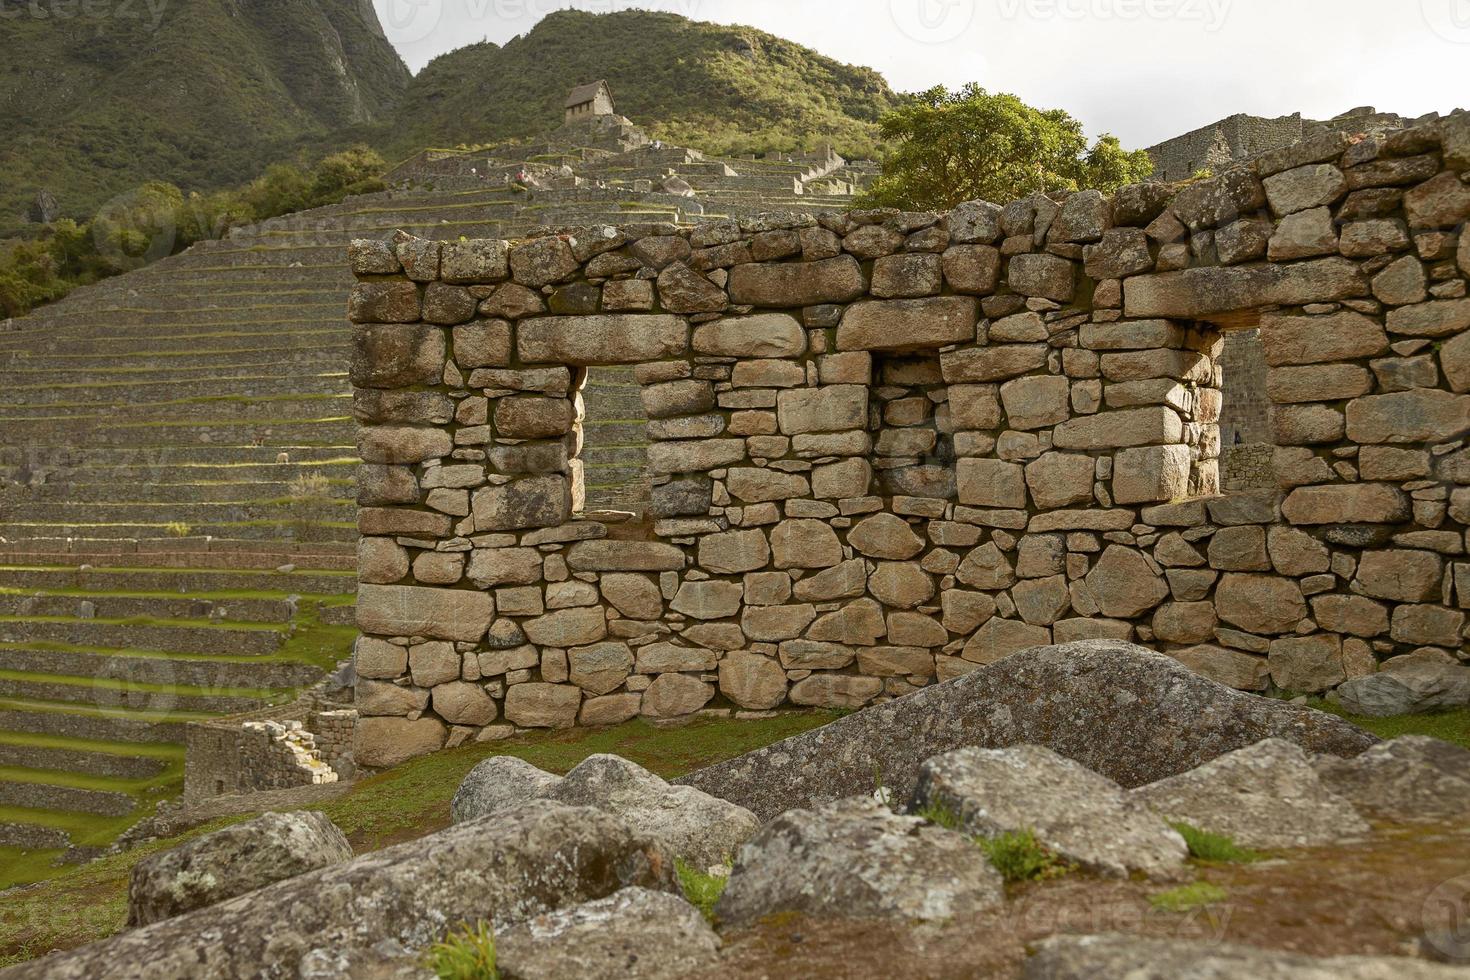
[379, 0, 1465, 148]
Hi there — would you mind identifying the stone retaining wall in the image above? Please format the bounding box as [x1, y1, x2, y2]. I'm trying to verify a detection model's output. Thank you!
[350, 114, 1470, 767]
[184, 698, 355, 798]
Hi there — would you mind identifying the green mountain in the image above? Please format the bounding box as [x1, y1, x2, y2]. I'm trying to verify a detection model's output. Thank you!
[385, 9, 897, 161]
[0, 0, 409, 233]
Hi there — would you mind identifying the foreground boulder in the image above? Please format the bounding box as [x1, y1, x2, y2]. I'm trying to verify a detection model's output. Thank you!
[1314, 736, 1470, 822]
[450, 755, 563, 824]
[127, 811, 353, 927]
[1132, 739, 1368, 848]
[1023, 933, 1466, 979]
[910, 745, 1186, 878]
[9, 803, 674, 980]
[680, 641, 1376, 820]
[1334, 662, 1470, 716]
[453, 753, 758, 869]
[497, 887, 720, 980]
[715, 797, 1003, 927]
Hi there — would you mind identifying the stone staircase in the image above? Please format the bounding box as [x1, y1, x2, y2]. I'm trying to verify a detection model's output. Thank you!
[0, 121, 863, 881]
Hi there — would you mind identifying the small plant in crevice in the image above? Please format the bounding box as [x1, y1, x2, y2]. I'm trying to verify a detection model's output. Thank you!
[427, 921, 498, 980]
[977, 829, 1072, 883]
[1170, 821, 1262, 864]
[1150, 880, 1228, 913]
[676, 857, 730, 925]
[913, 796, 963, 832]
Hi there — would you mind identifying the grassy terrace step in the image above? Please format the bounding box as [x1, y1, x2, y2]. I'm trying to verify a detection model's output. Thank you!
[0, 329, 349, 360]
[0, 499, 357, 525]
[0, 646, 324, 692]
[0, 567, 356, 596]
[9, 481, 355, 505]
[0, 618, 285, 657]
[0, 673, 281, 716]
[0, 395, 353, 424]
[0, 447, 357, 467]
[0, 736, 171, 781]
[0, 362, 346, 387]
[0, 591, 297, 622]
[0, 419, 358, 449]
[0, 702, 192, 745]
[1, 376, 348, 406]
[0, 778, 137, 818]
[0, 550, 357, 570]
[3, 472, 355, 497]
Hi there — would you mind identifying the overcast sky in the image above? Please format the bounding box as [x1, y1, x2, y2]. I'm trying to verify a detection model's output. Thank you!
[375, 0, 1468, 148]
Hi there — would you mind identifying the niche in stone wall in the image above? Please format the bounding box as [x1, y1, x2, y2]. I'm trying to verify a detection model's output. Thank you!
[573, 365, 652, 516]
[871, 352, 956, 500]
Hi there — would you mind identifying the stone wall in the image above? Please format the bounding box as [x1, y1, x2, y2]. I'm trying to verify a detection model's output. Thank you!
[349, 115, 1470, 766]
[184, 698, 356, 798]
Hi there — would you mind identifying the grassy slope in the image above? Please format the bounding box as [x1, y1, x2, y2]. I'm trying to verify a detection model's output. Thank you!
[384, 9, 897, 161]
[0, 0, 408, 233]
[0, 712, 835, 965]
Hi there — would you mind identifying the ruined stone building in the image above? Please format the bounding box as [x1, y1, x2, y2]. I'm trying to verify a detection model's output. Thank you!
[565, 80, 617, 124]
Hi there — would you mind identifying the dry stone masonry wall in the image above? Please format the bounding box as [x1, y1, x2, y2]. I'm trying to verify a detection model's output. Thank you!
[349, 115, 1470, 764]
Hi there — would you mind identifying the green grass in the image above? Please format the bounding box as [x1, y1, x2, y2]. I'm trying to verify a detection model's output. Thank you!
[1313, 703, 1470, 750]
[976, 829, 1071, 883]
[427, 922, 498, 980]
[0, 712, 833, 965]
[676, 858, 730, 925]
[1150, 881, 1228, 913]
[1170, 822, 1262, 864]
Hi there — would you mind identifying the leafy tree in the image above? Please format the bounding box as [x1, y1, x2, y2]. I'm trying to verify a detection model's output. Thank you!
[859, 84, 1153, 211]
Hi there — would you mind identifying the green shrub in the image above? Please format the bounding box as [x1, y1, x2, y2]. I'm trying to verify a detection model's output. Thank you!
[1150, 881, 1227, 913]
[676, 857, 729, 924]
[1170, 822, 1261, 864]
[976, 829, 1070, 883]
[427, 921, 498, 980]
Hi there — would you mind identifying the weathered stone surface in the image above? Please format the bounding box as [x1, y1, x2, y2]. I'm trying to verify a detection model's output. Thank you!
[837, 297, 977, 351]
[912, 745, 1186, 878]
[357, 584, 492, 643]
[1346, 389, 1470, 443]
[770, 519, 843, 569]
[354, 716, 447, 769]
[1170, 644, 1268, 691]
[1354, 549, 1443, 602]
[641, 673, 715, 719]
[961, 618, 1051, 664]
[949, 200, 1003, 243]
[716, 797, 1003, 927]
[692, 313, 804, 358]
[679, 642, 1375, 821]
[727, 256, 865, 307]
[942, 343, 1048, 383]
[655, 262, 727, 313]
[1132, 738, 1366, 848]
[472, 476, 571, 532]
[22, 804, 675, 980]
[867, 561, 936, 610]
[1084, 546, 1169, 619]
[433, 681, 498, 726]
[567, 642, 633, 696]
[719, 653, 788, 710]
[351, 324, 446, 389]
[451, 756, 563, 824]
[1314, 736, 1470, 821]
[1124, 258, 1366, 318]
[496, 887, 720, 980]
[518, 315, 687, 364]
[1053, 406, 1183, 450]
[1260, 310, 1388, 366]
[848, 513, 924, 559]
[1008, 253, 1075, 302]
[127, 812, 353, 927]
[1112, 444, 1191, 505]
[942, 244, 1001, 294]
[957, 458, 1027, 508]
[1025, 934, 1461, 980]
[504, 682, 583, 728]
[1214, 573, 1307, 635]
[670, 580, 744, 620]
[1334, 662, 1470, 717]
[348, 281, 421, 324]
[567, 541, 685, 572]
[776, 384, 868, 434]
[1025, 453, 1096, 509]
[509, 236, 580, 287]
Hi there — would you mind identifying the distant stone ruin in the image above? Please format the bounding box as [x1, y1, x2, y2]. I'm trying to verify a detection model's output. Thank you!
[564, 79, 617, 124]
[347, 112, 1470, 765]
[1146, 107, 1443, 183]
